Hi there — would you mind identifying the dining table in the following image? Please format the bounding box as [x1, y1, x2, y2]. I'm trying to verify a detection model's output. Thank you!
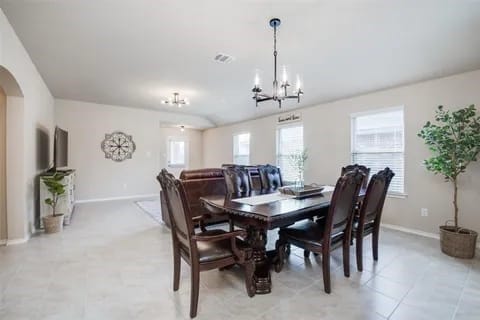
[201, 186, 338, 294]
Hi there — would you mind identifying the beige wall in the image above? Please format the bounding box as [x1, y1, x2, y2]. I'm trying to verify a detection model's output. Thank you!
[204, 70, 480, 237]
[0, 87, 6, 241]
[55, 99, 204, 201]
[0, 9, 55, 242]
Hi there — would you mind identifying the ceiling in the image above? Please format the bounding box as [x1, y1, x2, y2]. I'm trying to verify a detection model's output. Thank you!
[1, 0, 480, 127]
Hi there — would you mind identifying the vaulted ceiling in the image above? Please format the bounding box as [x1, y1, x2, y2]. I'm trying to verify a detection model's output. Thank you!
[2, 0, 480, 127]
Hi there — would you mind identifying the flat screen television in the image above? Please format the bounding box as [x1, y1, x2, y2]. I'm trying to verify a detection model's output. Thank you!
[53, 126, 68, 170]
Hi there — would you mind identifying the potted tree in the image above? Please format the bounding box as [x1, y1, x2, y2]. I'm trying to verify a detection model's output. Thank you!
[418, 105, 480, 258]
[42, 172, 67, 234]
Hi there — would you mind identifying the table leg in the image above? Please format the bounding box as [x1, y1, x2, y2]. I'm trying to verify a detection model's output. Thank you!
[246, 226, 271, 294]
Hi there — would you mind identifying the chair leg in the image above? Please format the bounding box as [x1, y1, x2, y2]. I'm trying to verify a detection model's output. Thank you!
[274, 239, 286, 273]
[372, 228, 379, 261]
[322, 251, 331, 294]
[356, 235, 363, 272]
[173, 247, 181, 291]
[343, 240, 350, 278]
[304, 250, 310, 258]
[190, 264, 200, 318]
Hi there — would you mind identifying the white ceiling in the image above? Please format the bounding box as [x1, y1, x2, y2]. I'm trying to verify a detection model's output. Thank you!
[1, 0, 480, 127]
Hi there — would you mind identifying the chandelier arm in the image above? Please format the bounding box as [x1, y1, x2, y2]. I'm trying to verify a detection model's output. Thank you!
[256, 93, 272, 98]
[254, 96, 274, 103]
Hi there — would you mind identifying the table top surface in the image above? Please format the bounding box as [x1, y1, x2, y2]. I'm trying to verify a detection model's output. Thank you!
[201, 189, 335, 228]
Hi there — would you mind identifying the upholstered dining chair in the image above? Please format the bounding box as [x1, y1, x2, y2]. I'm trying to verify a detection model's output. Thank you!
[274, 169, 364, 293]
[341, 164, 370, 189]
[353, 167, 394, 271]
[157, 169, 255, 318]
[258, 164, 283, 191]
[223, 166, 252, 194]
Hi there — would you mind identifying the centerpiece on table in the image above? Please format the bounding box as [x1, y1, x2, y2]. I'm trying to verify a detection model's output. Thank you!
[289, 149, 308, 188]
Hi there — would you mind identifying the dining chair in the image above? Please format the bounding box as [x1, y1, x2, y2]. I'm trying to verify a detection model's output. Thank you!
[223, 166, 252, 194]
[341, 164, 370, 189]
[157, 169, 255, 318]
[274, 169, 364, 293]
[258, 164, 283, 191]
[353, 167, 394, 271]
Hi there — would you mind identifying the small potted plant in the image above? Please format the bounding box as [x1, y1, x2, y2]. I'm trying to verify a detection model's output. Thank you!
[418, 105, 480, 258]
[42, 172, 67, 234]
[289, 149, 308, 188]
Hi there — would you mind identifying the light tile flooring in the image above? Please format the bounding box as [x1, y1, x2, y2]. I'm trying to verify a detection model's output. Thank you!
[0, 200, 479, 319]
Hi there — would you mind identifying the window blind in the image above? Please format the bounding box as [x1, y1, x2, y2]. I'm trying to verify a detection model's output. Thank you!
[233, 133, 250, 165]
[351, 109, 404, 194]
[277, 125, 303, 183]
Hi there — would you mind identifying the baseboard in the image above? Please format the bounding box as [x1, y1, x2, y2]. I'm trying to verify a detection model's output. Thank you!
[75, 193, 158, 204]
[5, 234, 30, 246]
[381, 223, 480, 249]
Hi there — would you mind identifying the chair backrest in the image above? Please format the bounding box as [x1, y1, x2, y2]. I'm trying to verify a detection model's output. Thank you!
[341, 164, 370, 189]
[223, 166, 252, 194]
[157, 169, 194, 253]
[358, 167, 395, 225]
[324, 169, 364, 242]
[258, 164, 283, 190]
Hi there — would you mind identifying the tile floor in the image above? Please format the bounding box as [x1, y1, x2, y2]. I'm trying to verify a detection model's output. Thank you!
[0, 200, 479, 319]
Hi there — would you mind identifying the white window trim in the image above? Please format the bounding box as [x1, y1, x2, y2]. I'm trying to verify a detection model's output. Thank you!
[350, 106, 407, 197]
[232, 131, 251, 165]
[167, 136, 189, 169]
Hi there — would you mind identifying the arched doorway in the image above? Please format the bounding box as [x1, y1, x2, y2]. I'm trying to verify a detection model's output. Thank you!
[0, 66, 24, 244]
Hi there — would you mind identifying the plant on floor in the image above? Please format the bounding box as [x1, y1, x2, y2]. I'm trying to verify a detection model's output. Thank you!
[418, 105, 480, 258]
[43, 172, 67, 217]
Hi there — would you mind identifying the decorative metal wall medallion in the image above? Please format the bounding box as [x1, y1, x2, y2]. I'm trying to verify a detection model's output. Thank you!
[101, 131, 136, 162]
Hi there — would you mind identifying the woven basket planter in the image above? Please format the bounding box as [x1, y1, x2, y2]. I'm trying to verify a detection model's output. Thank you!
[439, 226, 478, 259]
[42, 215, 64, 234]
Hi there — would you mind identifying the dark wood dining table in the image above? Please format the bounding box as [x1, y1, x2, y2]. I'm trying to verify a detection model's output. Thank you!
[201, 189, 336, 294]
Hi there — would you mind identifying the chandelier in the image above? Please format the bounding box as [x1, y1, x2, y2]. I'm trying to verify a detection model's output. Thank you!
[163, 92, 189, 107]
[252, 18, 303, 108]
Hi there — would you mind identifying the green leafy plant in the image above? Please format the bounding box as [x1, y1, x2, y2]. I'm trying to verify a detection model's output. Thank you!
[43, 172, 67, 217]
[289, 149, 308, 185]
[418, 105, 480, 229]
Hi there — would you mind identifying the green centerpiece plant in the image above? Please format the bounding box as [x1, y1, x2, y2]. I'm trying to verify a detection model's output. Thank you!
[42, 172, 67, 233]
[418, 105, 480, 258]
[289, 149, 308, 188]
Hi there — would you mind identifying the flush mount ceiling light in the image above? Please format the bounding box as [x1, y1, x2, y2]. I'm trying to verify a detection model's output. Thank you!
[162, 92, 189, 107]
[180, 125, 185, 132]
[252, 18, 303, 108]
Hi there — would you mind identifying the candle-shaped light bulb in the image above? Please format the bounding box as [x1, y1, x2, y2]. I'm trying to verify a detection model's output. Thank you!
[296, 75, 301, 91]
[254, 74, 260, 87]
[282, 67, 288, 83]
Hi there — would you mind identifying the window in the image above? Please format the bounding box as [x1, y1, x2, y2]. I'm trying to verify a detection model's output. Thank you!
[167, 138, 187, 168]
[233, 133, 250, 165]
[277, 124, 303, 183]
[351, 108, 405, 194]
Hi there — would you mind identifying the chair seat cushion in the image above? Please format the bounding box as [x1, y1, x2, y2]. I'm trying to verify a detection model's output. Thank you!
[279, 220, 344, 248]
[196, 229, 238, 263]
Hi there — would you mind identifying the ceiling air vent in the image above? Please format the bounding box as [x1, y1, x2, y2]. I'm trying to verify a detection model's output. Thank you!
[214, 53, 235, 63]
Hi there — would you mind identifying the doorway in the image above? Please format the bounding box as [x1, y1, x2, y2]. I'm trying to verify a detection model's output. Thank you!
[0, 87, 6, 242]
